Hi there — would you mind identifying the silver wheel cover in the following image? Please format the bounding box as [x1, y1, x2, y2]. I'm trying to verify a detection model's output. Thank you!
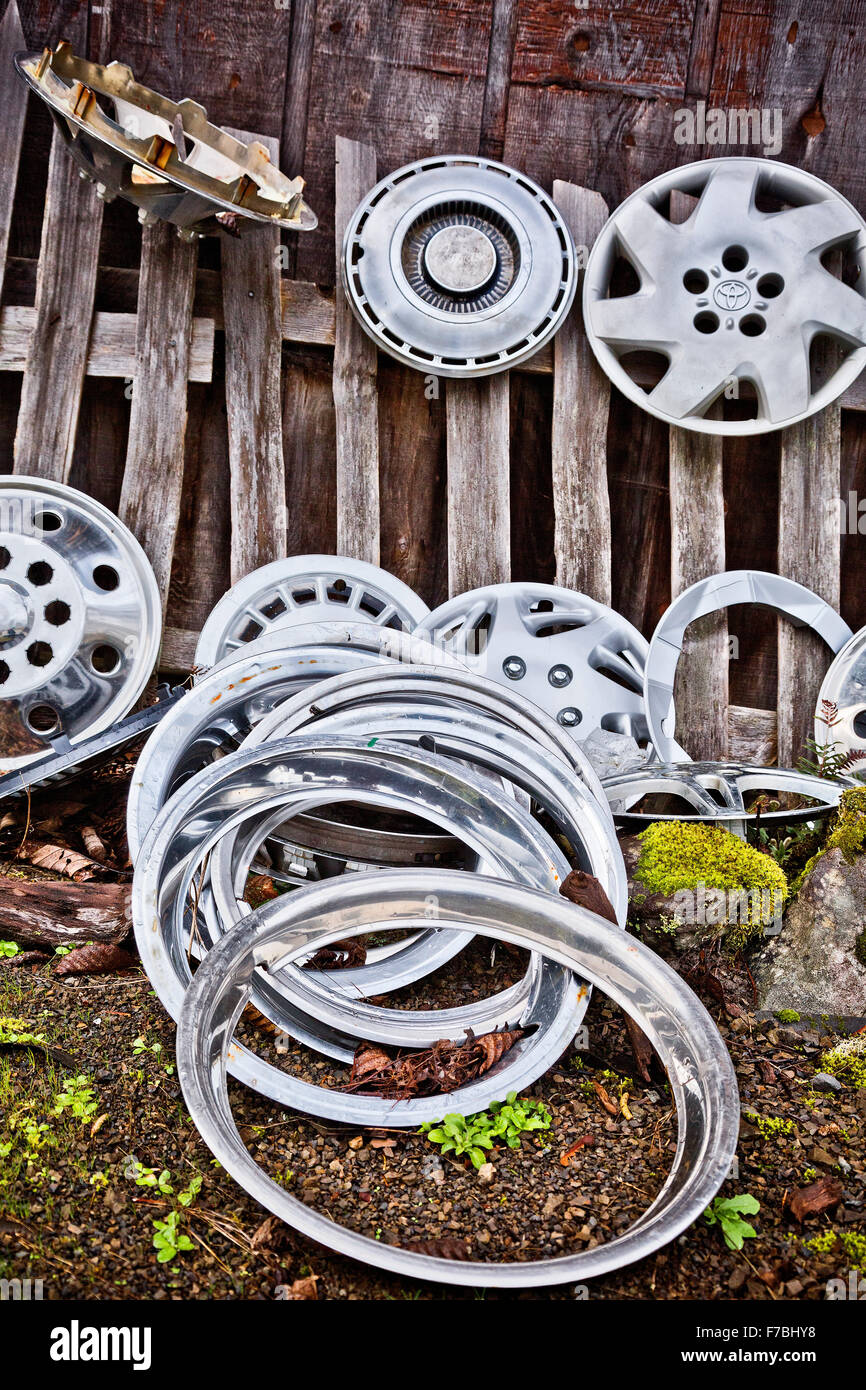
[0, 476, 160, 771]
[583, 158, 866, 435]
[195, 555, 430, 669]
[415, 582, 648, 744]
[342, 155, 576, 377]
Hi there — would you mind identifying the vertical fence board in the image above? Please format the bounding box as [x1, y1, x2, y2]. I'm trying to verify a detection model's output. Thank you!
[777, 406, 842, 766]
[222, 129, 286, 582]
[551, 180, 611, 604]
[0, 3, 27, 306]
[667, 190, 728, 761]
[446, 374, 510, 594]
[119, 223, 197, 616]
[12, 131, 103, 480]
[333, 136, 379, 564]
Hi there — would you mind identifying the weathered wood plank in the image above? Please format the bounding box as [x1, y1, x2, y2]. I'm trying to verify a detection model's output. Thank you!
[446, 374, 511, 594]
[777, 406, 842, 766]
[511, 0, 693, 98]
[222, 128, 286, 582]
[12, 131, 104, 480]
[0, 878, 131, 950]
[551, 180, 611, 603]
[667, 190, 727, 762]
[686, 0, 724, 99]
[727, 704, 777, 766]
[669, 420, 728, 760]
[160, 626, 198, 673]
[0, 305, 213, 381]
[333, 135, 379, 564]
[479, 0, 520, 160]
[119, 222, 198, 612]
[0, 3, 27, 306]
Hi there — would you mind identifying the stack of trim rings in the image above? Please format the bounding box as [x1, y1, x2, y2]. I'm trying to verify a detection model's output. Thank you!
[121, 551, 746, 1289]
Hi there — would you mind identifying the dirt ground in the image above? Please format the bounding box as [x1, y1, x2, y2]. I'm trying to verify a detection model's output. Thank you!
[1, 934, 863, 1302]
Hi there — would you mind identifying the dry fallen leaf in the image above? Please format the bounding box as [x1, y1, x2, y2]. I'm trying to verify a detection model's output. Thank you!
[559, 1133, 595, 1167]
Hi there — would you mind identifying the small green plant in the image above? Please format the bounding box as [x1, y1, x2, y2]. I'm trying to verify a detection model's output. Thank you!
[704, 1194, 761, 1250]
[178, 1173, 202, 1207]
[52, 1075, 98, 1123]
[0, 941, 19, 958]
[132, 1162, 174, 1195]
[53, 945, 73, 958]
[131, 1034, 175, 1076]
[775, 1009, 801, 1024]
[152, 1210, 194, 1264]
[420, 1092, 552, 1168]
[798, 701, 860, 781]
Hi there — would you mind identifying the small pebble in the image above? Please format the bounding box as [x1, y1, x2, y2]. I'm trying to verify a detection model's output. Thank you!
[476, 1163, 495, 1184]
[812, 1072, 842, 1093]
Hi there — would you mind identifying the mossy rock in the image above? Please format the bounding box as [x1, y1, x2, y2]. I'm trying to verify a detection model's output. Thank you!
[791, 785, 866, 895]
[623, 822, 788, 954]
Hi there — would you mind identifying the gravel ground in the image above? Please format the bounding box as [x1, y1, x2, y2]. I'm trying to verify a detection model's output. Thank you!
[1, 940, 863, 1301]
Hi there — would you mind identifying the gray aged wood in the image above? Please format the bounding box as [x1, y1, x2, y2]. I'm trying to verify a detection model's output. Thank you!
[0, 878, 131, 950]
[333, 135, 380, 565]
[551, 180, 611, 604]
[727, 704, 778, 767]
[119, 222, 198, 613]
[0, 3, 26, 307]
[777, 405, 842, 766]
[0, 306, 213, 380]
[222, 129, 287, 583]
[446, 373, 510, 594]
[667, 190, 728, 762]
[12, 130, 104, 480]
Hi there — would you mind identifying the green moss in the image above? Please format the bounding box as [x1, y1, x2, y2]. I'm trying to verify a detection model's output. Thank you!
[775, 1009, 801, 1024]
[746, 1111, 795, 1141]
[819, 1035, 866, 1089]
[791, 786, 866, 894]
[636, 821, 787, 949]
[804, 1230, 866, 1267]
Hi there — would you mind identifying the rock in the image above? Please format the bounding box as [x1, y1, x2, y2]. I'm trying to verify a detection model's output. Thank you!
[754, 847, 866, 1015]
[812, 1072, 843, 1093]
[583, 729, 646, 779]
[476, 1163, 494, 1185]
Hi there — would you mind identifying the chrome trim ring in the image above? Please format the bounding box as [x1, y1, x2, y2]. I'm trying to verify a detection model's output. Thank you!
[0, 476, 161, 771]
[603, 760, 850, 839]
[132, 736, 583, 1122]
[644, 570, 852, 763]
[583, 157, 866, 435]
[177, 870, 739, 1287]
[127, 624, 460, 859]
[194, 555, 431, 669]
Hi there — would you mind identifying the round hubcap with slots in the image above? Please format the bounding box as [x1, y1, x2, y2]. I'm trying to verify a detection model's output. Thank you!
[194, 555, 430, 669]
[341, 155, 576, 377]
[414, 582, 648, 743]
[0, 478, 160, 772]
[583, 158, 866, 435]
